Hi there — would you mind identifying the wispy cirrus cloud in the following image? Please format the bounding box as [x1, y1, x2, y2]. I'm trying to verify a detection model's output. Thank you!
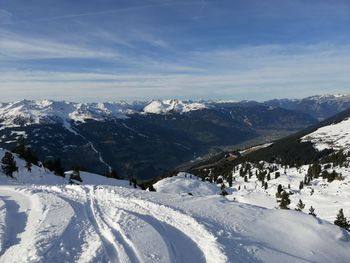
[0, 31, 119, 60]
[1, 43, 349, 102]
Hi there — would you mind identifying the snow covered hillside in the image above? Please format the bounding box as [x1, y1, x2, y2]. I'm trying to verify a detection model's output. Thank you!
[302, 116, 350, 152]
[1, 184, 350, 262]
[0, 149, 349, 262]
[226, 163, 350, 223]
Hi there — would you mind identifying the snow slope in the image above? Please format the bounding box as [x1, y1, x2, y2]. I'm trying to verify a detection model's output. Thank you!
[221, 163, 350, 224]
[0, 184, 349, 263]
[153, 172, 224, 196]
[302, 116, 350, 152]
[0, 149, 350, 262]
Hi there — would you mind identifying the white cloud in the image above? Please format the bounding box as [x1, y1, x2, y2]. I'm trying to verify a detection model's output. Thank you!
[0, 31, 120, 60]
[0, 42, 349, 101]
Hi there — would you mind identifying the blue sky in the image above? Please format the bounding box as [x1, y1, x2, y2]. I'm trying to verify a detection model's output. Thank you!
[0, 0, 349, 102]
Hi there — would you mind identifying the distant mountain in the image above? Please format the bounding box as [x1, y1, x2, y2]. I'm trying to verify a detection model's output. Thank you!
[188, 106, 350, 177]
[265, 94, 350, 120]
[0, 99, 317, 179]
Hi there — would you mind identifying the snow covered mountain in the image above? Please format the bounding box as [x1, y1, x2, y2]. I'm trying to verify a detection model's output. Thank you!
[0, 99, 208, 128]
[302, 114, 350, 152]
[143, 99, 207, 114]
[0, 99, 318, 179]
[265, 94, 350, 120]
[0, 148, 349, 262]
[1, 94, 349, 128]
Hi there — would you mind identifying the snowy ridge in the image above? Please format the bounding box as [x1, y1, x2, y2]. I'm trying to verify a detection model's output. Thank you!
[305, 94, 350, 102]
[0, 99, 208, 129]
[143, 99, 207, 114]
[0, 100, 136, 129]
[302, 117, 350, 152]
[0, 95, 348, 129]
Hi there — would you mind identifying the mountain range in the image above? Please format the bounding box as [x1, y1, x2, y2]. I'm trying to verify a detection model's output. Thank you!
[0, 94, 349, 179]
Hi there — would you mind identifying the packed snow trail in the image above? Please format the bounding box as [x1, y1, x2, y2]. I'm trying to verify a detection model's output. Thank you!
[0, 183, 349, 262]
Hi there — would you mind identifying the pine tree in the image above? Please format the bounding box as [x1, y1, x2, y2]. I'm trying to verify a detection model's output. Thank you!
[277, 184, 283, 195]
[299, 181, 304, 190]
[275, 172, 280, 179]
[25, 160, 32, 172]
[1, 152, 18, 178]
[227, 174, 233, 187]
[309, 206, 316, 217]
[148, 185, 156, 192]
[264, 181, 268, 190]
[109, 169, 120, 179]
[334, 209, 350, 231]
[295, 199, 305, 211]
[279, 191, 291, 209]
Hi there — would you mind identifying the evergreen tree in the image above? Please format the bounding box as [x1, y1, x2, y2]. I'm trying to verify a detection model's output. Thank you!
[1, 152, 18, 178]
[109, 169, 120, 179]
[13, 143, 39, 165]
[71, 166, 82, 182]
[25, 160, 32, 172]
[295, 199, 305, 211]
[279, 191, 291, 209]
[148, 185, 156, 192]
[43, 158, 64, 177]
[264, 181, 268, 190]
[275, 172, 280, 179]
[299, 181, 304, 190]
[309, 206, 316, 217]
[227, 174, 233, 187]
[334, 209, 350, 231]
[277, 184, 283, 195]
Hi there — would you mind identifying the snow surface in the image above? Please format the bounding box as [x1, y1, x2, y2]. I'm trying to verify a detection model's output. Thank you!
[0, 149, 350, 262]
[143, 100, 207, 114]
[153, 172, 224, 196]
[302, 117, 350, 152]
[220, 163, 350, 224]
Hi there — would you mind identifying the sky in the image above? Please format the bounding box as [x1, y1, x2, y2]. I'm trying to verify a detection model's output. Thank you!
[0, 0, 350, 102]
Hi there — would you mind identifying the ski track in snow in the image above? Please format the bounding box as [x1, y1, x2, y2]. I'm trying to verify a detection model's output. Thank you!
[0, 185, 227, 263]
[1, 183, 349, 263]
